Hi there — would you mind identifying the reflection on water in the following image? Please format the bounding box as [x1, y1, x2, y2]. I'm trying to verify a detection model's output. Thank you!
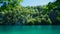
[0, 25, 60, 34]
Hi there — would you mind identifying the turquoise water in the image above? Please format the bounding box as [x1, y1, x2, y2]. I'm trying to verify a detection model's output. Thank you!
[0, 25, 60, 34]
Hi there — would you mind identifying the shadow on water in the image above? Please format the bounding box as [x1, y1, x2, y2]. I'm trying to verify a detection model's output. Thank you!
[0, 25, 60, 34]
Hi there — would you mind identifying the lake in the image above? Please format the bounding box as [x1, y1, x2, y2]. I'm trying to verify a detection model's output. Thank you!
[0, 25, 60, 34]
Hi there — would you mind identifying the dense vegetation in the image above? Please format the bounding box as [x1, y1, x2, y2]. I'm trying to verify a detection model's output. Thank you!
[0, 0, 60, 25]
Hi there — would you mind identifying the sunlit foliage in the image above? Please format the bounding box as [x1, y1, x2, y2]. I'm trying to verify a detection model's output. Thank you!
[0, 0, 60, 25]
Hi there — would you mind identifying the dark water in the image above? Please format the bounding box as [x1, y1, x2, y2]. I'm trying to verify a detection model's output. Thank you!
[0, 25, 60, 34]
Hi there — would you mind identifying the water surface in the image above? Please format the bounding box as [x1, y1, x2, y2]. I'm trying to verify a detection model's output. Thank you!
[0, 25, 60, 34]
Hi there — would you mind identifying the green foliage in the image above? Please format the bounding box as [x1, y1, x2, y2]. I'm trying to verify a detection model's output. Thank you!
[0, 0, 23, 24]
[46, 0, 60, 24]
[0, 0, 60, 25]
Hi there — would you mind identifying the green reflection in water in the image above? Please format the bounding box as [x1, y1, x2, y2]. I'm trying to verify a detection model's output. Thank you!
[0, 25, 60, 34]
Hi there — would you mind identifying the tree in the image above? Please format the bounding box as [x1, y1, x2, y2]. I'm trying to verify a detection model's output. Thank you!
[0, 0, 23, 25]
[47, 0, 60, 24]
